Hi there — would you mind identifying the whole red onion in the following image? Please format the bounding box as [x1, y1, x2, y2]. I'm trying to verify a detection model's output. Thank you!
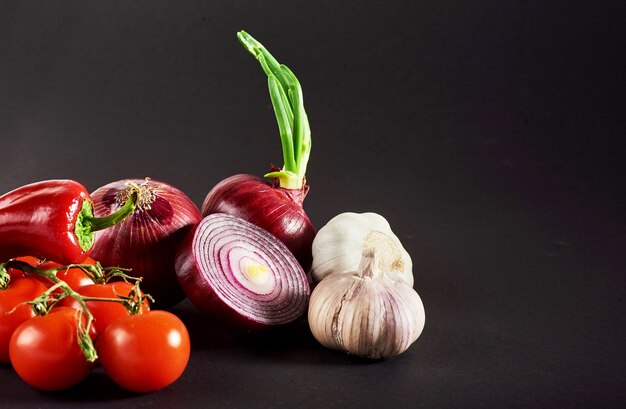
[202, 174, 315, 271]
[90, 178, 201, 308]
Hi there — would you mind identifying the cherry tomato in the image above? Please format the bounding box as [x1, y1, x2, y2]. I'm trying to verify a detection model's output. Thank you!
[5, 256, 43, 278]
[9, 307, 94, 391]
[39, 256, 97, 292]
[6, 256, 96, 289]
[0, 277, 48, 363]
[97, 311, 190, 392]
[59, 282, 149, 336]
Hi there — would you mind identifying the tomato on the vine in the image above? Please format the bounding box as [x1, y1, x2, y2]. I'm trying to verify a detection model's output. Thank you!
[5, 256, 42, 279]
[5, 256, 96, 290]
[38, 257, 97, 291]
[97, 310, 190, 393]
[0, 277, 48, 363]
[59, 282, 150, 336]
[9, 307, 95, 391]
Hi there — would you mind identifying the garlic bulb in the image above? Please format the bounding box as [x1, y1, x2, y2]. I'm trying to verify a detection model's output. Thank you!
[308, 248, 425, 359]
[311, 212, 413, 286]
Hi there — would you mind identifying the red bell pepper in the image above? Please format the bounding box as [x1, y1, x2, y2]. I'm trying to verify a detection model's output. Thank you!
[0, 179, 137, 265]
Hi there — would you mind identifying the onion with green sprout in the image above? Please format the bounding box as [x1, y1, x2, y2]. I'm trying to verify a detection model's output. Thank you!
[202, 31, 316, 270]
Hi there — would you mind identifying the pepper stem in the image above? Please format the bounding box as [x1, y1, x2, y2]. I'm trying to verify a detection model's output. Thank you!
[73, 189, 139, 252]
[238, 30, 312, 190]
[82, 190, 139, 232]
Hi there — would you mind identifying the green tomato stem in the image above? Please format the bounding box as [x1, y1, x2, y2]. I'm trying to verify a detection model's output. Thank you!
[238, 30, 312, 190]
[0, 269, 9, 290]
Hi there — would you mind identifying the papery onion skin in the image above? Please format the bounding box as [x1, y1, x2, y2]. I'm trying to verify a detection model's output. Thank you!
[175, 213, 310, 333]
[201, 174, 316, 271]
[90, 178, 202, 308]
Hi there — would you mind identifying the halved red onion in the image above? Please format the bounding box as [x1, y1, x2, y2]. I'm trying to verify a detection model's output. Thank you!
[175, 213, 310, 332]
[90, 178, 202, 308]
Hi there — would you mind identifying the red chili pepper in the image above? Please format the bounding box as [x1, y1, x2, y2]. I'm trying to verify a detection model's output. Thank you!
[0, 180, 137, 265]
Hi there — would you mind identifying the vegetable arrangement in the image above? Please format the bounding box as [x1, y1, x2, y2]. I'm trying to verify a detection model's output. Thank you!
[0, 184, 191, 393]
[0, 30, 425, 395]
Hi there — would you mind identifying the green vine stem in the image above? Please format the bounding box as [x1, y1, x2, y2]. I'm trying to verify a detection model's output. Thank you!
[238, 30, 312, 190]
[0, 260, 151, 362]
[0, 268, 9, 290]
[1, 259, 137, 287]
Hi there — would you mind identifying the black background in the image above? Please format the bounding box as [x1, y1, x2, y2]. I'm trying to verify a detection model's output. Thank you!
[1, 1, 625, 408]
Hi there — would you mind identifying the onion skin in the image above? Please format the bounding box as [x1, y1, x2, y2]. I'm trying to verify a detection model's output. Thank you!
[201, 174, 316, 271]
[90, 179, 202, 308]
[175, 213, 310, 333]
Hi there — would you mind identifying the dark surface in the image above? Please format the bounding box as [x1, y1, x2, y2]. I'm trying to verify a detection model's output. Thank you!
[1, 1, 625, 408]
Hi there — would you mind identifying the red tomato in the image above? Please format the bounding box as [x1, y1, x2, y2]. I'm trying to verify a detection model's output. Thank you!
[0, 277, 49, 363]
[39, 257, 97, 292]
[97, 311, 190, 392]
[5, 256, 96, 289]
[9, 307, 94, 391]
[59, 282, 149, 336]
[5, 256, 43, 278]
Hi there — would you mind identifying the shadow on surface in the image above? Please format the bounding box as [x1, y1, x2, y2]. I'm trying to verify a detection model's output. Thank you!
[35, 368, 138, 402]
[171, 298, 382, 367]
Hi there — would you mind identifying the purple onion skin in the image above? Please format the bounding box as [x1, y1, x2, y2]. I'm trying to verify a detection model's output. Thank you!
[175, 213, 310, 334]
[201, 174, 316, 271]
[91, 179, 202, 308]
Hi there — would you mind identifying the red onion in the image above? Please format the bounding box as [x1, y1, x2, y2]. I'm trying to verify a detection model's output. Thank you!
[90, 178, 202, 308]
[202, 174, 316, 271]
[201, 32, 316, 270]
[175, 213, 310, 332]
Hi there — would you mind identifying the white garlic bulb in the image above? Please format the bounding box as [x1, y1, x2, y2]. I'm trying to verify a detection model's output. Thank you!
[308, 248, 425, 359]
[311, 212, 413, 286]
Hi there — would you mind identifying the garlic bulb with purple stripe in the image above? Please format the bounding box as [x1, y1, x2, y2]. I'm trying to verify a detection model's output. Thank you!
[308, 248, 425, 359]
